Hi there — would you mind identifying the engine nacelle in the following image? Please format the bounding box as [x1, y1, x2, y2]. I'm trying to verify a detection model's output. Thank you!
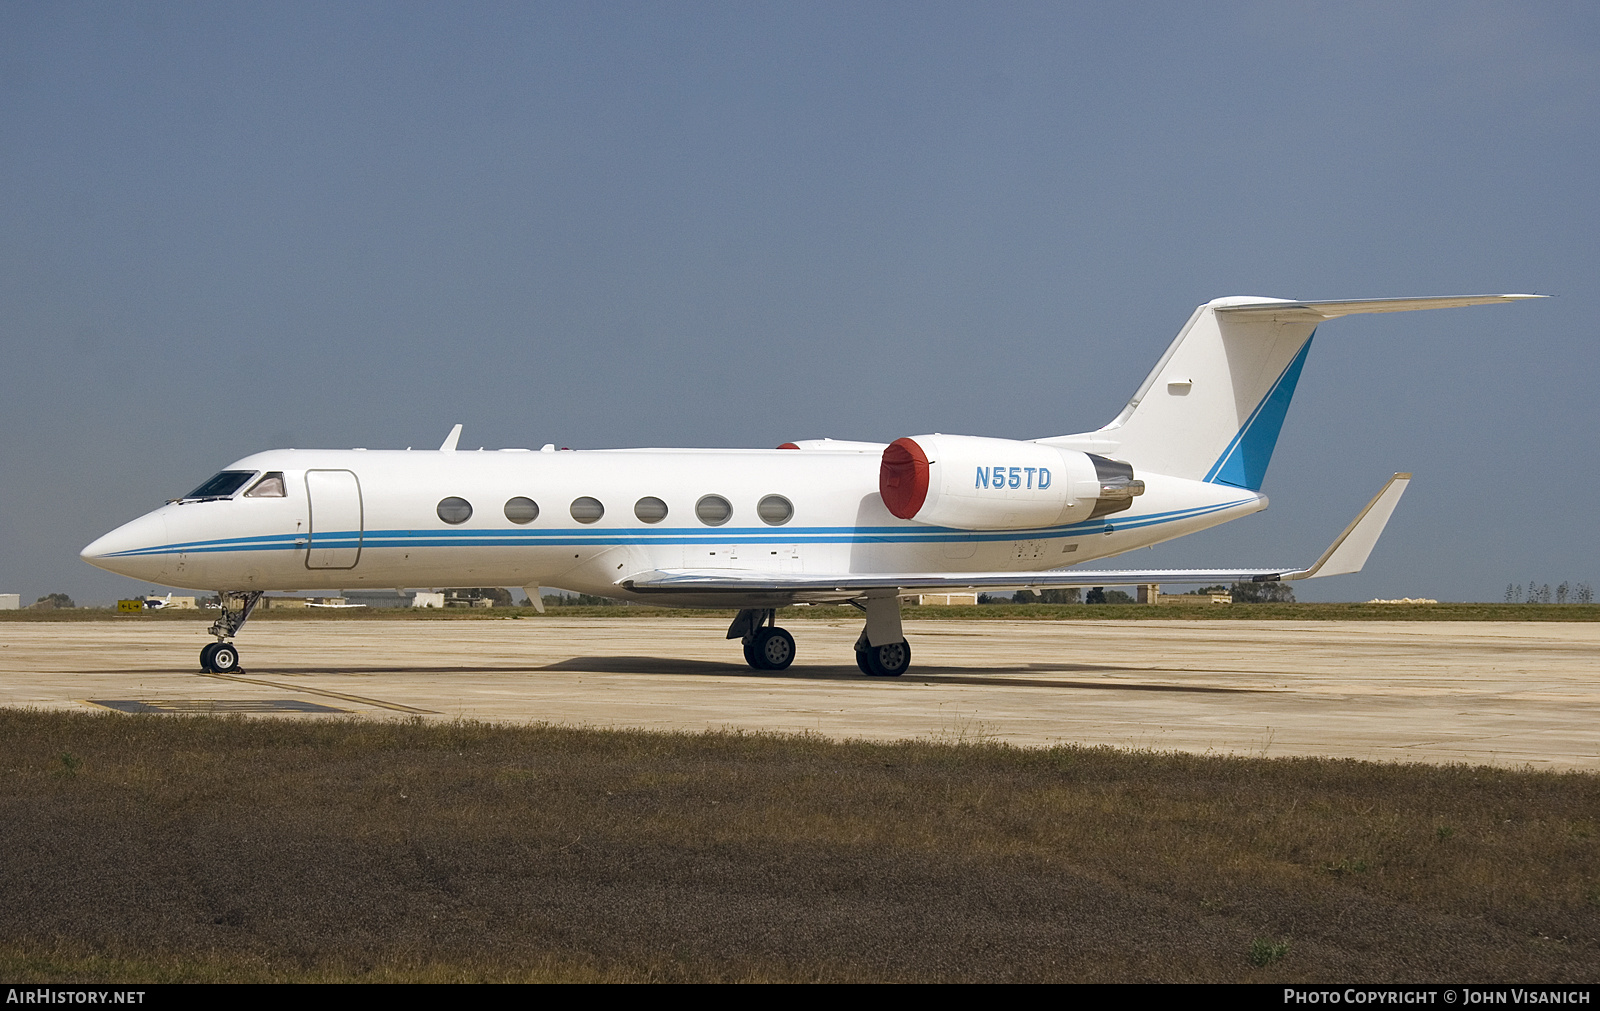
[879, 434, 1144, 530]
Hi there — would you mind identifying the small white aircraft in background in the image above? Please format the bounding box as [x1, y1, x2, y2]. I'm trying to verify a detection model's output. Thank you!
[83, 293, 1539, 676]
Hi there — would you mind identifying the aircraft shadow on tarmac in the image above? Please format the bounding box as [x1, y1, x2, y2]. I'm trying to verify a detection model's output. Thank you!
[100, 665, 542, 676]
[100, 660, 1268, 694]
[533, 656, 1270, 693]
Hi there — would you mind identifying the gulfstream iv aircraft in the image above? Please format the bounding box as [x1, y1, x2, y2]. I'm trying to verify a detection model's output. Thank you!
[83, 294, 1539, 676]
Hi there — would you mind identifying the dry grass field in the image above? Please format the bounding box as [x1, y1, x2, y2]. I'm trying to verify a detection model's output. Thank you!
[1, 710, 1596, 982]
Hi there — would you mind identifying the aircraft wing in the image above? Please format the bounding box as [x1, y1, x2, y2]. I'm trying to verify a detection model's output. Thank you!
[622, 474, 1411, 598]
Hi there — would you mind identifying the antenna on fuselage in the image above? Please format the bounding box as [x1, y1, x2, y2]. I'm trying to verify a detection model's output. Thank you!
[439, 424, 463, 452]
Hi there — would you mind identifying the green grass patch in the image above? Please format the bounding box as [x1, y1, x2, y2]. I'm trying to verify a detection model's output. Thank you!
[0, 710, 1596, 982]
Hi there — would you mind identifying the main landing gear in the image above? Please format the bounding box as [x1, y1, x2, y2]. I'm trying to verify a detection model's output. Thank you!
[201, 590, 262, 674]
[729, 609, 796, 671]
[850, 593, 910, 677]
[730, 594, 912, 677]
[855, 637, 912, 678]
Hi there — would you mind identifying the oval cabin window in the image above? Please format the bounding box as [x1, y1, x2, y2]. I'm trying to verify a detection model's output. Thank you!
[437, 497, 473, 525]
[570, 497, 605, 524]
[504, 497, 540, 524]
[634, 497, 668, 523]
[695, 495, 732, 526]
[757, 495, 793, 525]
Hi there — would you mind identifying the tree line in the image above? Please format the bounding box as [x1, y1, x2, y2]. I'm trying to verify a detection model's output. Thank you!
[978, 581, 1295, 605]
[1505, 581, 1593, 604]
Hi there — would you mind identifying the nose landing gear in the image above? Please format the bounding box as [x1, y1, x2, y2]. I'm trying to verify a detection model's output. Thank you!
[201, 590, 261, 674]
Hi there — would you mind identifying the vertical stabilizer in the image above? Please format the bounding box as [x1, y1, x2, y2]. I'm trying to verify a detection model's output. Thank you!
[1039, 298, 1317, 489]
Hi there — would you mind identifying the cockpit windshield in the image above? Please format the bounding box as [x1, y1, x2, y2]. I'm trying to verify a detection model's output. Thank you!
[182, 471, 257, 501]
[244, 472, 287, 498]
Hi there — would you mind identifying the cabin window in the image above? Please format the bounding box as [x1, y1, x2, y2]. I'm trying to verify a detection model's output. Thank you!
[182, 471, 256, 501]
[570, 496, 605, 523]
[695, 494, 732, 526]
[634, 497, 668, 523]
[757, 494, 793, 525]
[504, 497, 540, 524]
[244, 472, 286, 498]
[437, 497, 473, 524]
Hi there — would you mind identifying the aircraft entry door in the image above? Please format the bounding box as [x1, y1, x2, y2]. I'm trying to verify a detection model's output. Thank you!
[305, 470, 363, 569]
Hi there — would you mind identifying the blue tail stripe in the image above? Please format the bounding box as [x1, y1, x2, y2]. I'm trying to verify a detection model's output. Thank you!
[1204, 333, 1314, 491]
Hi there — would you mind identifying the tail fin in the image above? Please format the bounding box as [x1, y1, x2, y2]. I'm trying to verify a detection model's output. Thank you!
[1037, 294, 1543, 490]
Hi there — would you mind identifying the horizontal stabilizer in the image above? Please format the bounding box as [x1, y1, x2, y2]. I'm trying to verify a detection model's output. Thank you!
[1212, 294, 1544, 323]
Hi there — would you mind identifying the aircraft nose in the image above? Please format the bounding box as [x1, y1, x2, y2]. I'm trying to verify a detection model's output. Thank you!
[81, 511, 171, 581]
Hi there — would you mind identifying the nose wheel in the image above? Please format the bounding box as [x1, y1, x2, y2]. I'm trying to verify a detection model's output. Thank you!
[200, 641, 242, 674]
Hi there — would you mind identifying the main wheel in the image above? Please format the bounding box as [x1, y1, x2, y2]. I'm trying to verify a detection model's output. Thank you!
[742, 640, 762, 669]
[754, 626, 795, 671]
[199, 642, 221, 672]
[860, 639, 911, 677]
[209, 643, 241, 674]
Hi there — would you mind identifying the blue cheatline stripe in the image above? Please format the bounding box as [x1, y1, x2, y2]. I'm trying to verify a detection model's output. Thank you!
[1204, 333, 1315, 492]
[102, 497, 1257, 558]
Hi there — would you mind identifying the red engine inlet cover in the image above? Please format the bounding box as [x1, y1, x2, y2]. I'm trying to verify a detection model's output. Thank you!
[879, 438, 931, 519]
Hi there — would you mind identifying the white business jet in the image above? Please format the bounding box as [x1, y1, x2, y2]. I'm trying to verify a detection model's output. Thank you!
[83, 294, 1539, 676]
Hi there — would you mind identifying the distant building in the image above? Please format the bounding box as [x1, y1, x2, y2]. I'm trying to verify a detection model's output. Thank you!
[0, 594, 18, 610]
[1158, 592, 1231, 605]
[443, 590, 494, 608]
[342, 589, 414, 609]
[913, 593, 978, 606]
[260, 595, 364, 609]
[412, 592, 445, 608]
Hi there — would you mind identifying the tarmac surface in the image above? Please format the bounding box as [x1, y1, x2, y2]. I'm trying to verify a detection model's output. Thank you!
[1, 616, 1596, 769]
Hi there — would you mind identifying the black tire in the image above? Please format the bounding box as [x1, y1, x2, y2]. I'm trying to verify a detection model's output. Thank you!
[210, 643, 241, 674]
[861, 639, 911, 677]
[854, 649, 871, 675]
[199, 642, 221, 672]
[754, 627, 795, 671]
[743, 640, 763, 670]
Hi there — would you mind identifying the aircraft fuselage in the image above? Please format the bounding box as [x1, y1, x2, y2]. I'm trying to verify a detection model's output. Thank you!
[83, 446, 1263, 606]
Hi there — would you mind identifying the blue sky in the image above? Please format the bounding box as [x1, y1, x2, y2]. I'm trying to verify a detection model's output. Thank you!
[2, 1, 1595, 603]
